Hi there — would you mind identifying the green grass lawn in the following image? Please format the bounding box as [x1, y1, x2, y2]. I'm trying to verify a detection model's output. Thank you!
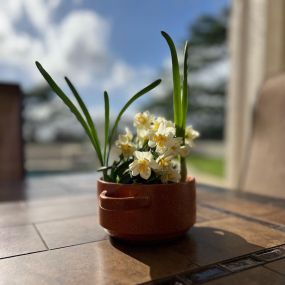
[187, 154, 225, 177]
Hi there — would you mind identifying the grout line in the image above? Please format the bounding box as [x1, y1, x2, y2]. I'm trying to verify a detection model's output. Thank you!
[48, 236, 108, 251]
[0, 237, 108, 261]
[198, 203, 285, 232]
[0, 249, 48, 261]
[32, 224, 49, 250]
[0, 233, 284, 284]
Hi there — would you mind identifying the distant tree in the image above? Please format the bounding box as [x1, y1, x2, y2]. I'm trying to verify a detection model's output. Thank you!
[23, 85, 86, 142]
[24, 84, 54, 104]
[146, 8, 229, 140]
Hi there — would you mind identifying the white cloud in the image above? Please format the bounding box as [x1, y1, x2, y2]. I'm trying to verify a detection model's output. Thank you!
[191, 58, 229, 87]
[0, 1, 23, 23]
[0, 1, 159, 141]
[40, 10, 111, 85]
[24, 0, 51, 32]
[0, 0, 156, 105]
[102, 61, 156, 96]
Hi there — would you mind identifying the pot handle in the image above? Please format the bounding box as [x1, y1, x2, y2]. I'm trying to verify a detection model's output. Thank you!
[99, 190, 150, 211]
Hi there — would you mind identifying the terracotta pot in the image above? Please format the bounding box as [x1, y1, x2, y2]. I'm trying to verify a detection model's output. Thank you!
[97, 177, 196, 242]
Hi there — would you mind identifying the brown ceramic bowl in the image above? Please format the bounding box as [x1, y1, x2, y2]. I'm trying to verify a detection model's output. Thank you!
[97, 177, 196, 242]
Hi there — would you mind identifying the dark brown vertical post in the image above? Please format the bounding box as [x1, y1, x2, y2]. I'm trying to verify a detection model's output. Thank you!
[0, 84, 24, 182]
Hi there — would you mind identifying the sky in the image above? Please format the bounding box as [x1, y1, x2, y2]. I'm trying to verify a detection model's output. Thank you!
[0, 0, 230, 114]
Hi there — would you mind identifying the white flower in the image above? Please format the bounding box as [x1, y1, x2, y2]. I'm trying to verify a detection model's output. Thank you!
[156, 154, 172, 171]
[134, 111, 153, 129]
[115, 128, 135, 158]
[164, 137, 183, 156]
[136, 128, 151, 147]
[179, 144, 191, 157]
[116, 141, 136, 158]
[160, 168, 181, 183]
[129, 151, 158, 180]
[151, 117, 175, 131]
[119, 127, 133, 141]
[148, 122, 176, 153]
[185, 125, 199, 146]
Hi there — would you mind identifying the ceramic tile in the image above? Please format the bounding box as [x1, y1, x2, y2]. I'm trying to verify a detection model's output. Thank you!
[195, 217, 285, 248]
[0, 240, 197, 285]
[265, 259, 285, 276]
[24, 193, 97, 208]
[258, 209, 285, 225]
[36, 215, 106, 249]
[197, 189, 279, 217]
[0, 174, 284, 284]
[172, 217, 285, 266]
[172, 226, 260, 266]
[0, 199, 98, 227]
[196, 205, 228, 223]
[23, 179, 68, 200]
[0, 179, 68, 202]
[0, 225, 47, 259]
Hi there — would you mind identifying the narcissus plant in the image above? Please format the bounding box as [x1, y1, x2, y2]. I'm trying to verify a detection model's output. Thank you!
[35, 31, 198, 184]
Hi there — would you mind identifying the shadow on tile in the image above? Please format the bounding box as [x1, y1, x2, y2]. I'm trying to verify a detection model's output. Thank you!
[109, 226, 263, 280]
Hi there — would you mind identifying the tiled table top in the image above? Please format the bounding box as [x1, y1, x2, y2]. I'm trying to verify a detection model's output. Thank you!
[0, 173, 284, 285]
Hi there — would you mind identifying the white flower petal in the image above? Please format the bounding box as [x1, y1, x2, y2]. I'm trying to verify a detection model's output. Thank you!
[149, 160, 159, 170]
[140, 167, 151, 180]
[148, 140, 156, 148]
[133, 151, 141, 160]
[131, 168, 140, 177]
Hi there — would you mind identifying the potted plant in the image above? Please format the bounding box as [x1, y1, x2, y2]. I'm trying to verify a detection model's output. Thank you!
[36, 31, 199, 242]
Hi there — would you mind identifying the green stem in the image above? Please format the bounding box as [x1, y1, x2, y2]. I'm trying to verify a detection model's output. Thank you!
[180, 156, 187, 182]
[102, 169, 108, 181]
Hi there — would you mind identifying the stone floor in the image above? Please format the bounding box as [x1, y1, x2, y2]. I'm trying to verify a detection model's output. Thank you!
[0, 172, 284, 284]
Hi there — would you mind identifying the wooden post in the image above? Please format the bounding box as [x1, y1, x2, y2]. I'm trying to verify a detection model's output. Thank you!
[0, 84, 25, 182]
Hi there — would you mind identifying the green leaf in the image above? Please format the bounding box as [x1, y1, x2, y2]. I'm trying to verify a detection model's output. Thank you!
[161, 31, 182, 128]
[65, 76, 103, 165]
[181, 41, 189, 135]
[35, 61, 103, 165]
[103, 91, 110, 164]
[106, 78, 161, 164]
[97, 165, 112, 172]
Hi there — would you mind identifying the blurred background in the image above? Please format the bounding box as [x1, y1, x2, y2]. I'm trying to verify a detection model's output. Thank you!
[1, 0, 285, 197]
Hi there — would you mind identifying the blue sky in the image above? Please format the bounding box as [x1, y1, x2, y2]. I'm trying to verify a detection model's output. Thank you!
[79, 0, 230, 67]
[0, 0, 229, 114]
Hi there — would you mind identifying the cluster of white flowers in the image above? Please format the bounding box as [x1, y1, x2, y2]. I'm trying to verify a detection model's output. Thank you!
[115, 111, 199, 183]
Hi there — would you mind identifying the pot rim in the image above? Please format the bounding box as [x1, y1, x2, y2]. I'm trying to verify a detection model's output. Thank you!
[97, 176, 195, 187]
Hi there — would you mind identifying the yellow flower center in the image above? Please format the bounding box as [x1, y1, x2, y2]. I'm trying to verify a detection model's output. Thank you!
[138, 159, 149, 173]
[121, 144, 133, 156]
[158, 158, 169, 168]
[152, 121, 160, 131]
[154, 134, 167, 147]
[137, 115, 148, 126]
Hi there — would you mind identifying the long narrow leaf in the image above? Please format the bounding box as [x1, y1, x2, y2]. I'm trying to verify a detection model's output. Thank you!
[106, 79, 161, 164]
[35, 61, 103, 165]
[103, 91, 110, 164]
[65, 77, 103, 164]
[161, 31, 182, 128]
[181, 41, 189, 135]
